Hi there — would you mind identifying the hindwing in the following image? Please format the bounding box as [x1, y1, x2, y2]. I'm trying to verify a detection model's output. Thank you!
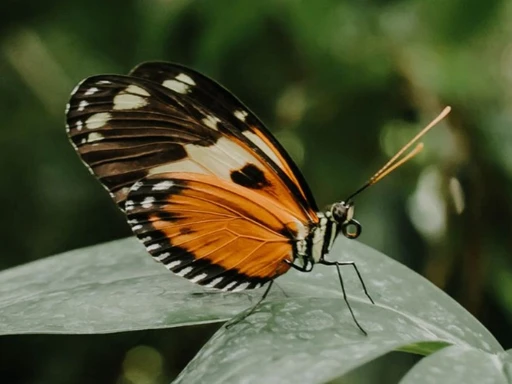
[125, 173, 306, 290]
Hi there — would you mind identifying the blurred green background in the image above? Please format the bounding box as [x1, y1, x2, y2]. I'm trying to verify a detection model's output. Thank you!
[1, 0, 511, 382]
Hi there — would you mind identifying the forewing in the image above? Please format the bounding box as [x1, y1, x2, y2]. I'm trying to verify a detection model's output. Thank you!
[125, 173, 306, 291]
[129, 62, 318, 210]
[66, 74, 314, 221]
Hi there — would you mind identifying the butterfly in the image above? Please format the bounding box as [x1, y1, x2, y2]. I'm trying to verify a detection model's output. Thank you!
[66, 61, 450, 334]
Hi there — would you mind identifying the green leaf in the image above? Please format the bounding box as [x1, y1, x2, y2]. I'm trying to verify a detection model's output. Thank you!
[400, 345, 512, 384]
[398, 341, 452, 356]
[171, 238, 503, 383]
[0, 238, 261, 334]
[0, 237, 502, 383]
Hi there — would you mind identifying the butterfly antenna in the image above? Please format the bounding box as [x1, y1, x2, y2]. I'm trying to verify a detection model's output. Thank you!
[344, 106, 451, 202]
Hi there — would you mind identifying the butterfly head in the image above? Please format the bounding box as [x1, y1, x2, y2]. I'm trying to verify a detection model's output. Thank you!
[329, 201, 361, 239]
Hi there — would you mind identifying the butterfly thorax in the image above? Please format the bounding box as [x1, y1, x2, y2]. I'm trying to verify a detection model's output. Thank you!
[292, 201, 356, 271]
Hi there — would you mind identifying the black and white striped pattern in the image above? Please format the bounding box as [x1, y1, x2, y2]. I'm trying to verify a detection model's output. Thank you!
[293, 211, 338, 268]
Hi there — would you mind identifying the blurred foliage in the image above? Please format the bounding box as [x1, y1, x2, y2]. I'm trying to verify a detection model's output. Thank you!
[1, 0, 512, 382]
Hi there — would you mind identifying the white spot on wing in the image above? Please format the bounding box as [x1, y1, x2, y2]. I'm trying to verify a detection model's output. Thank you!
[205, 277, 223, 288]
[65, 103, 70, 114]
[222, 281, 237, 291]
[162, 79, 190, 94]
[155, 252, 170, 261]
[76, 120, 83, 131]
[152, 180, 174, 191]
[97, 80, 111, 85]
[131, 181, 143, 191]
[84, 87, 99, 96]
[232, 282, 250, 292]
[177, 266, 193, 277]
[243, 131, 283, 167]
[175, 73, 196, 85]
[113, 85, 149, 110]
[167, 260, 181, 269]
[132, 224, 142, 231]
[190, 273, 208, 283]
[202, 115, 221, 130]
[87, 132, 104, 143]
[85, 112, 111, 129]
[141, 196, 155, 208]
[78, 100, 89, 111]
[126, 85, 150, 96]
[147, 243, 161, 252]
[234, 110, 248, 122]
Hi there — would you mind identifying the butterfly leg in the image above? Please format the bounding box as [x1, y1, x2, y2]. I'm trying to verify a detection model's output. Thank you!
[225, 280, 274, 329]
[321, 260, 374, 305]
[319, 260, 373, 336]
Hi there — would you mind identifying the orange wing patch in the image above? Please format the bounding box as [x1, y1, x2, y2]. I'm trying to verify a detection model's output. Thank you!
[126, 173, 307, 290]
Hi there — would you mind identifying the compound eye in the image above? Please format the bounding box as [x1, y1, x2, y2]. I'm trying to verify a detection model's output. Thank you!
[341, 219, 362, 239]
[331, 202, 350, 223]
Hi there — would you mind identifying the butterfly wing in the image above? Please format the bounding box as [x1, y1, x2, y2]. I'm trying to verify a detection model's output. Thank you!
[66, 71, 316, 222]
[129, 61, 317, 209]
[126, 172, 306, 290]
